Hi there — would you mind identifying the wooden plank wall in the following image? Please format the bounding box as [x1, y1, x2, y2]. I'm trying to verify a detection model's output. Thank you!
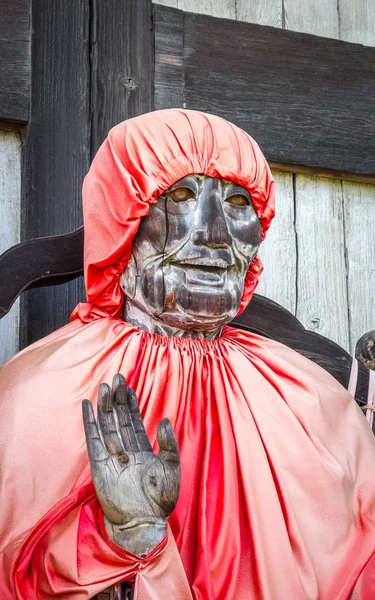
[0, 133, 21, 365]
[157, 0, 375, 353]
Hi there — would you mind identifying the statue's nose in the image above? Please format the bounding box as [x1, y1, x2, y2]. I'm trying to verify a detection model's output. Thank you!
[192, 187, 232, 248]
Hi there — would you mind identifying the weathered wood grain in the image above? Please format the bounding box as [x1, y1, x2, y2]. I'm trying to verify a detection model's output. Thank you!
[236, 0, 283, 27]
[154, 5, 184, 110]
[283, 0, 347, 350]
[20, 0, 90, 347]
[154, 0, 178, 5]
[154, 4, 375, 179]
[257, 171, 296, 314]
[158, 0, 281, 23]
[91, 0, 154, 155]
[342, 183, 375, 353]
[0, 0, 30, 127]
[338, 0, 375, 45]
[236, 3, 296, 317]
[267, 161, 375, 186]
[339, 0, 375, 353]
[0, 133, 21, 365]
[294, 176, 349, 349]
[284, 0, 339, 38]
[177, 0, 236, 19]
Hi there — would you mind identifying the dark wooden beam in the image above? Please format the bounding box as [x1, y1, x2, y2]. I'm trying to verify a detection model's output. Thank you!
[154, 4, 184, 110]
[268, 161, 375, 186]
[91, 0, 154, 155]
[154, 5, 375, 182]
[0, 0, 30, 128]
[20, 0, 91, 347]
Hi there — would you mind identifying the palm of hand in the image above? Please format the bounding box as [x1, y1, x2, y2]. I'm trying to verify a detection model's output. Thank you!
[82, 375, 180, 529]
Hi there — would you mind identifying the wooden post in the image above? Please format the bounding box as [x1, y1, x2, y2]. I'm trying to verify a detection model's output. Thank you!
[20, 0, 91, 347]
[20, 0, 154, 348]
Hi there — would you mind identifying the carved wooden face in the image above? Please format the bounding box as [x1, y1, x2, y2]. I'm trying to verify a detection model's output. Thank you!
[120, 175, 262, 332]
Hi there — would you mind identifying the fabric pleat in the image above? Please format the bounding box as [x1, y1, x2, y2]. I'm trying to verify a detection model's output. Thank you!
[0, 321, 374, 598]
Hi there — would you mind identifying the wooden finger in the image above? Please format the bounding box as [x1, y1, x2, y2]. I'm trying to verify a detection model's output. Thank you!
[97, 383, 124, 455]
[112, 374, 139, 452]
[127, 388, 152, 452]
[157, 418, 180, 463]
[82, 400, 109, 465]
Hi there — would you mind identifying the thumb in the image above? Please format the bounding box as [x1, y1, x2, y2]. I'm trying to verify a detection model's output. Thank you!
[157, 418, 180, 462]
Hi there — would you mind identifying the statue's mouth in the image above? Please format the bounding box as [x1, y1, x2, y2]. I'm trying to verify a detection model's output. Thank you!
[164, 254, 237, 287]
[172, 257, 232, 269]
[175, 262, 229, 286]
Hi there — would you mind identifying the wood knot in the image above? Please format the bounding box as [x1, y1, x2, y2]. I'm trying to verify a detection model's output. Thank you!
[124, 77, 138, 92]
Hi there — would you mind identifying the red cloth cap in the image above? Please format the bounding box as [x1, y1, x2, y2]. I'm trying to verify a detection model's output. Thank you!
[71, 109, 275, 323]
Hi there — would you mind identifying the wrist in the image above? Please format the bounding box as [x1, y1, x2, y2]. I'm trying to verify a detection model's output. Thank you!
[104, 514, 167, 557]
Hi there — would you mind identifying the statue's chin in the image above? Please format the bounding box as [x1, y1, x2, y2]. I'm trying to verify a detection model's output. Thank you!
[155, 315, 231, 333]
[177, 283, 239, 315]
[154, 284, 240, 330]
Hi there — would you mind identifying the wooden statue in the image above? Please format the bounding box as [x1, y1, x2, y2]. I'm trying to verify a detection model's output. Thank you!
[0, 110, 374, 600]
[83, 173, 261, 565]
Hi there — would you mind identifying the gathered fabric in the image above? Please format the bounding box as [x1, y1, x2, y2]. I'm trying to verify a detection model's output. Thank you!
[0, 321, 374, 599]
[0, 109, 374, 599]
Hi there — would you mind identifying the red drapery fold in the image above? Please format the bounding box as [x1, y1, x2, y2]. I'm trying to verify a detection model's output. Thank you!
[0, 322, 374, 599]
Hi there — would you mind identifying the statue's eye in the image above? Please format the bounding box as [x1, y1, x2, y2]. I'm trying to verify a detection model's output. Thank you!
[225, 194, 249, 206]
[167, 187, 195, 202]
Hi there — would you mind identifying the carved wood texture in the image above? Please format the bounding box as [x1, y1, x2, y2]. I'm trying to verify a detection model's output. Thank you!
[0, 0, 30, 128]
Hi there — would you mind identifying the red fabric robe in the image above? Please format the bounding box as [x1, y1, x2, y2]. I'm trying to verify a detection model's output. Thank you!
[0, 110, 374, 599]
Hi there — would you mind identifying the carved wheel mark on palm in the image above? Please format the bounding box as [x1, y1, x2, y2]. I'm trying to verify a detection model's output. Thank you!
[82, 374, 180, 538]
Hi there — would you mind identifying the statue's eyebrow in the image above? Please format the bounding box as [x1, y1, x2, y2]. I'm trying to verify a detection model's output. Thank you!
[166, 175, 199, 192]
[223, 181, 250, 194]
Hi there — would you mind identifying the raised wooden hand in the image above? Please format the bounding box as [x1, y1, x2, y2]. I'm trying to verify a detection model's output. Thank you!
[82, 374, 180, 556]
